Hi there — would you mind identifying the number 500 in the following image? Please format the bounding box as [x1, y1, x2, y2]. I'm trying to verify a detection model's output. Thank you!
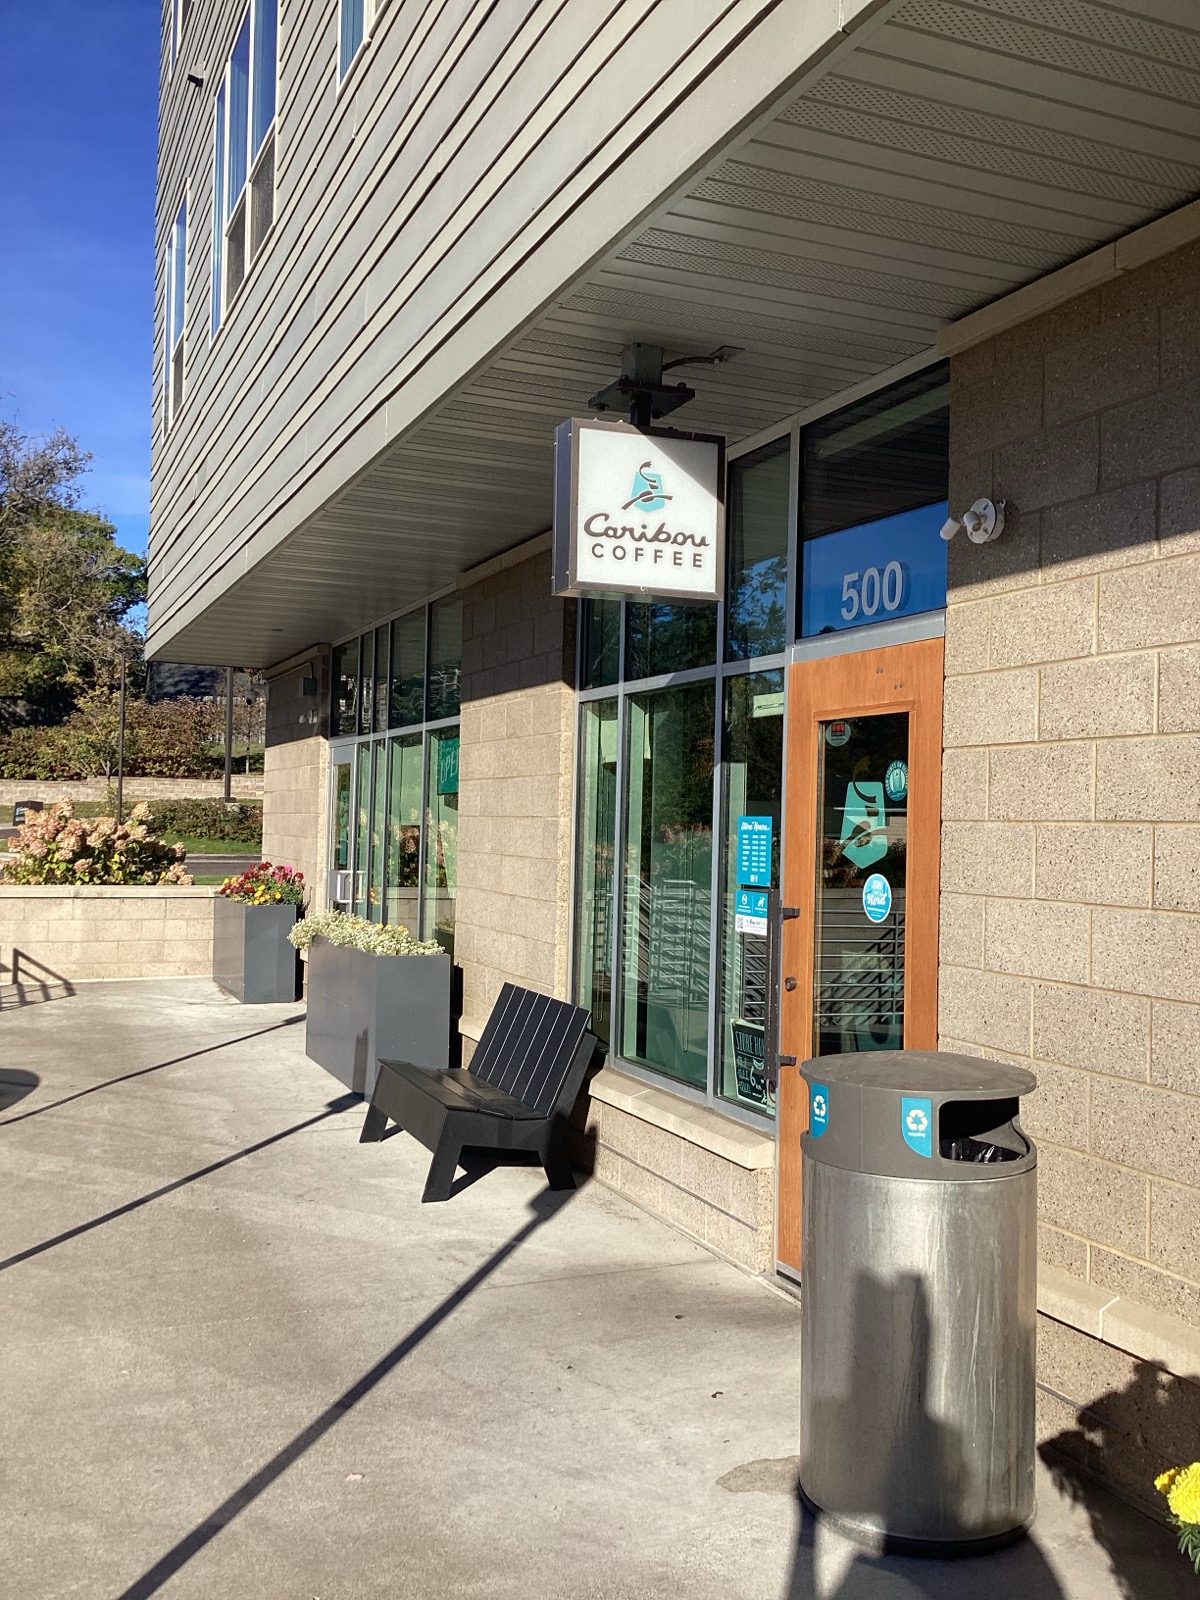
[841, 561, 905, 621]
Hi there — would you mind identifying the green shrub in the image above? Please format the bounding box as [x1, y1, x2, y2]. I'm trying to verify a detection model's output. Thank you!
[146, 799, 263, 843]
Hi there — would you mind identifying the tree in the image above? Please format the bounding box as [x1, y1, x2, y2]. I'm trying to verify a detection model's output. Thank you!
[0, 419, 145, 726]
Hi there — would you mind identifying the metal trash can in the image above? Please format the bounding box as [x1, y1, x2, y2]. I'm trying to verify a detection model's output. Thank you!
[798, 1050, 1037, 1555]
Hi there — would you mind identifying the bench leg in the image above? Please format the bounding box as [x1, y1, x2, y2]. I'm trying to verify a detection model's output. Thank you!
[360, 1102, 390, 1144]
[421, 1129, 462, 1203]
[541, 1124, 576, 1192]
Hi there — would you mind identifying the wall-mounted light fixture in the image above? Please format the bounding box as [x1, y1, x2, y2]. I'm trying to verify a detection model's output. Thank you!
[941, 497, 1006, 544]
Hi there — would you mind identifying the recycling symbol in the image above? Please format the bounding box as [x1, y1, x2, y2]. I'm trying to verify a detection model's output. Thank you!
[905, 1107, 929, 1135]
[812, 1094, 827, 1120]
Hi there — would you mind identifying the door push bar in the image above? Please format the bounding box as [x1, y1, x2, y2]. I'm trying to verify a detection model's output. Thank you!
[765, 890, 801, 1090]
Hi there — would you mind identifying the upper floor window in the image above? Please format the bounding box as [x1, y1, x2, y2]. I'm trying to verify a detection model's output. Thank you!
[170, 0, 193, 66]
[339, 0, 367, 79]
[164, 198, 187, 430]
[211, 0, 278, 332]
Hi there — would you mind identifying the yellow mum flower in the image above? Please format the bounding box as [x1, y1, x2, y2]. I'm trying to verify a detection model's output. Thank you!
[1168, 1463, 1200, 1525]
[1157, 1467, 1182, 1494]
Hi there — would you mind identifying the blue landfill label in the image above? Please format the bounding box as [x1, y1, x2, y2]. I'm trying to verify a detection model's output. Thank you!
[736, 815, 774, 888]
[862, 872, 892, 923]
[901, 1096, 933, 1159]
[810, 1082, 830, 1138]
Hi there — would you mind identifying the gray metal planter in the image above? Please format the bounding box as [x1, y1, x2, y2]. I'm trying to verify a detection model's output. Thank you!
[304, 936, 454, 1096]
[213, 899, 301, 1004]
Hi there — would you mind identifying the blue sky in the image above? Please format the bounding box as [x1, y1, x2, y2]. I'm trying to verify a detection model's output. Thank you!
[0, 1, 160, 558]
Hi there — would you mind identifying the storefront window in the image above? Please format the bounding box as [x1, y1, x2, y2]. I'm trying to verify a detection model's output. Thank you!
[580, 598, 621, 688]
[331, 637, 359, 736]
[620, 682, 715, 1089]
[424, 728, 459, 955]
[427, 595, 462, 719]
[368, 738, 387, 921]
[358, 628, 376, 735]
[626, 601, 717, 679]
[384, 734, 422, 932]
[390, 611, 425, 728]
[372, 626, 389, 733]
[725, 439, 790, 661]
[575, 700, 618, 1044]
[352, 746, 371, 918]
[717, 671, 783, 1113]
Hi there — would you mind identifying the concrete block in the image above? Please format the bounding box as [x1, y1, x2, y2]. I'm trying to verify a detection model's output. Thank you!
[953, 356, 1043, 455]
[943, 600, 992, 674]
[1037, 1263, 1116, 1340]
[1089, 1248, 1200, 1332]
[938, 964, 1031, 1054]
[1150, 1000, 1200, 1096]
[1101, 373, 1200, 486]
[941, 747, 988, 821]
[678, 1142, 731, 1213]
[703, 1205, 763, 1272]
[943, 668, 1038, 748]
[1037, 1146, 1148, 1259]
[1099, 554, 1200, 652]
[1032, 982, 1149, 1081]
[1034, 823, 1152, 907]
[939, 893, 984, 967]
[1039, 654, 1155, 741]
[1043, 308, 1159, 427]
[988, 578, 1096, 670]
[945, 503, 1040, 602]
[1153, 826, 1200, 912]
[1159, 646, 1200, 734]
[1037, 1224, 1089, 1279]
[995, 415, 1098, 511]
[1149, 1179, 1200, 1285]
[1159, 465, 1200, 555]
[941, 822, 1033, 897]
[1023, 1057, 1091, 1152]
[1097, 736, 1200, 822]
[984, 899, 1089, 984]
[1090, 1077, 1200, 1183]
[1093, 907, 1200, 1002]
[989, 743, 1094, 822]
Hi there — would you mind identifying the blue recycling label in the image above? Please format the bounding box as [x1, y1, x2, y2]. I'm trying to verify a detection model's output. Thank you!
[810, 1082, 829, 1138]
[862, 872, 892, 923]
[901, 1096, 933, 1159]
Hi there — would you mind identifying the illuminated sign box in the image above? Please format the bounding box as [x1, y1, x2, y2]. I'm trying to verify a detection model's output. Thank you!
[552, 417, 725, 602]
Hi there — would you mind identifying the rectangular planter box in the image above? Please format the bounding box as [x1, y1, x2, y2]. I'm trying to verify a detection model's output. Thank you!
[304, 936, 454, 1097]
[213, 899, 301, 1004]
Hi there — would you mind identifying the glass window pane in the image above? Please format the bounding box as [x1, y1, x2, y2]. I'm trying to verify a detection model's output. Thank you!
[358, 630, 375, 735]
[170, 202, 187, 352]
[340, 0, 366, 78]
[813, 713, 909, 1056]
[716, 672, 783, 1114]
[725, 439, 789, 661]
[352, 744, 370, 918]
[332, 760, 352, 880]
[626, 601, 717, 680]
[427, 595, 462, 720]
[575, 700, 618, 1045]
[800, 503, 949, 637]
[424, 728, 459, 955]
[384, 734, 422, 932]
[580, 598, 621, 689]
[228, 14, 250, 207]
[331, 637, 359, 736]
[211, 85, 226, 334]
[620, 682, 715, 1088]
[251, 0, 277, 156]
[373, 625, 389, 734]
[367, 739, 387, 922]
[389, 610, 426, 728]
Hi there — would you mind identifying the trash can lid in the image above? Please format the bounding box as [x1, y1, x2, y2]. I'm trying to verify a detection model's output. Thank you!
[803, 1050, 1036, 1099]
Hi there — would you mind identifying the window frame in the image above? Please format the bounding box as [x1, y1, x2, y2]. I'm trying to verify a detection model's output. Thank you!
[210, 0, 279, 337]
[163, 194, 187, 432]
[170, 0, 192, 67]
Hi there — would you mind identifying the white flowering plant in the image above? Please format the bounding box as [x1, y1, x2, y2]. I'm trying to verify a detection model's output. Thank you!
[288, 908, 442, 957]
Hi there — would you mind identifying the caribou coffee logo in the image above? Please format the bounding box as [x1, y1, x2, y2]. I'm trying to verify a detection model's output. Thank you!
[582, 458, 711, 573]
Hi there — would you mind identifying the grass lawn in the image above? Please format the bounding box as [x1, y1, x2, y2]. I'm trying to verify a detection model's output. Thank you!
[189, 874, 228, 886]
[170, 836, 261, 857]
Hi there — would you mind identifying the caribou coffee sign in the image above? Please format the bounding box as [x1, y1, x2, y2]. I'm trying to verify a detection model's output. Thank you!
[552, 417, 725, 602]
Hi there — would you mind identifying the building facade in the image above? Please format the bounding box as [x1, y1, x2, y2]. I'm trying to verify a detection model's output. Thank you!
[152, 0, 1200, 1510]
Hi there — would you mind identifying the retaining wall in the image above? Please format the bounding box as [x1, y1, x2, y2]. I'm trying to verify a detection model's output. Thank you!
[0, 887, 217, 984]
[0, 778, 264, 805]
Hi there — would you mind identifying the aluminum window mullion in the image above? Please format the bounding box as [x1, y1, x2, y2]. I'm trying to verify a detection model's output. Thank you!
[417, 728, 432, 942]
[786, 419, 801, 649]
[609, 689, 630, 1064]
[704, 665, 724, 1108]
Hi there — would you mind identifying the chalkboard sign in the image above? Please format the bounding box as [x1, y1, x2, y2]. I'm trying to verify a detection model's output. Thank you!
[12, 800, 43, 827]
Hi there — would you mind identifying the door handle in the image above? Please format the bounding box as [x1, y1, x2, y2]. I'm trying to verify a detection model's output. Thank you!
[784, 977, 797, 992]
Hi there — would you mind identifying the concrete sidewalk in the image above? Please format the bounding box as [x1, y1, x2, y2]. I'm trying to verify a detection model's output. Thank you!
[0, 980, 1190, 1600]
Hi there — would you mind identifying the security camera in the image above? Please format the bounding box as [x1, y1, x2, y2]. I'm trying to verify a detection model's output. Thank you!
[941, 498, 1005, 544]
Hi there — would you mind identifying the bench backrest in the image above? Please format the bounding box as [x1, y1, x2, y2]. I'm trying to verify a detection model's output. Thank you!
[471, 983, 595, 1117]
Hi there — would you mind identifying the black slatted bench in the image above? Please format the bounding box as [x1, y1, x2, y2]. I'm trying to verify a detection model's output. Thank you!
[360, 982, 597, 1202]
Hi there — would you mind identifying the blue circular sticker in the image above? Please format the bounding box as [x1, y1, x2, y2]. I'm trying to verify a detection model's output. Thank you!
[885, 760, 908, 802]
[862, 872, 892, 923]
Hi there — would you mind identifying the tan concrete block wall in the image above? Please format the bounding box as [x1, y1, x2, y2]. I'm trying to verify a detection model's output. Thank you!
[0, 887, 217, 983]
[943, 239, 1200, 1331]
[261, 652, 330, 909]
[0, 778, 264, 804]
[455, 551, 575, 1030]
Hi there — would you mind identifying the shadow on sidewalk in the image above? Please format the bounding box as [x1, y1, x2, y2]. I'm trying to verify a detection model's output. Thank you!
[0, 1068, 39, 1111]
[113, 1185, 577, 1600]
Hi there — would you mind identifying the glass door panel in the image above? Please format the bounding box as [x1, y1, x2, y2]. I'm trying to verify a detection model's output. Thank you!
[576, 700, 618, 1045]
[331, 759, 352, 908]
[813, 713, 908, 1056]
[385, 734, 422, 933]
[352, 745, 371, 918]
[424, 728, 459, 954]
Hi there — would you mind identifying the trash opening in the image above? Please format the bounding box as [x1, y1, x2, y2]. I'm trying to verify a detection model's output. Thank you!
[938, 1096, 1027, 1163]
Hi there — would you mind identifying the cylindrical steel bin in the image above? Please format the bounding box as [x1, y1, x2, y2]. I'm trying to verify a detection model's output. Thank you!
[798, 1051, 1037, 1555]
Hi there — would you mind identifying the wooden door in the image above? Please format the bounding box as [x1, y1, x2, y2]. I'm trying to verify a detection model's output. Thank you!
[776, 637, 944, 1276]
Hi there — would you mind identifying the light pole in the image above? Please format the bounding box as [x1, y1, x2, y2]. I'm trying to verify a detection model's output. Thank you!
[115, 650, 128, 824]
[223, 665, 234, 804]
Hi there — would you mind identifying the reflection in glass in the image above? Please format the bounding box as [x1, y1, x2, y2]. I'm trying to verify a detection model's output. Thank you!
[332, 762, 352, 904]
[384, 735, 422, 933]
[373, 626, 389, 734]
[331, 637, 360, 736]
[580, 598, 621, 688]
[424, 728, 459, 955]
[726, 439, 790, 660]
[813, 713, 909, 1056]
[620, 683, 715, 1088]
[427, 595, 462, 720]
[352, 745, 370, 918]
[575, 700, 618, 1044]
[626, 601, 717, 679]
[368, 737, 387, 922]
[717, 672, 783, 1113]
[389, 610, 426, 728]
[359, 629, 376, 735]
